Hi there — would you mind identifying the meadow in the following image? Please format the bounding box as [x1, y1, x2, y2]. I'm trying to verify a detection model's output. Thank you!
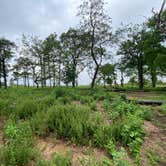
[0, 87, 166, 166]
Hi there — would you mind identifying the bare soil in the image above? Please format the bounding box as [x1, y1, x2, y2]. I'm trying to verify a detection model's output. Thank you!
[124, 92, 163, 101]
[37, 137, 108, 166]
[140, 120, 166, 166]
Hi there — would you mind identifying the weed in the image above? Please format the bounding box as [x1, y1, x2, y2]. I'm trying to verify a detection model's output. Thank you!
[0, 120, 34, 166]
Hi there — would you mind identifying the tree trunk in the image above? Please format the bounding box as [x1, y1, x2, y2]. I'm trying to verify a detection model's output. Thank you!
[72, 64, 76, 88]
[27, 75, 30, 88]
[17, 79, 19, 87]
[2, 59, 7, 88]
[138, 57, 144, 90]
[151, 67, 157, 88]
[43, 61, 46, 87]
[0, 61, 2, 88]
[121, 71, 124, 87]
[91, 65, 99, 89]
[58, 62, 61, 86]
[40, 57, 44, 88]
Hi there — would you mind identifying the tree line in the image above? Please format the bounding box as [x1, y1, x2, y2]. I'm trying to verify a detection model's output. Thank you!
[0, 0, 166, 89]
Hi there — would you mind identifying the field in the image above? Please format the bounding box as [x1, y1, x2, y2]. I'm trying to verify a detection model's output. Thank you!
[0, 87, 166, 166]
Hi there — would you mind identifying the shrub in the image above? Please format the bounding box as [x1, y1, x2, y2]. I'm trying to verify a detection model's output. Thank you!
[56, 96, 72, 105]
[105, 140, 131, 166]
[50, 152, 72, 166]
[109, 100, 138, 120]
[103, 99, 111, 111]
[79, 96, 94, 105]
[38, 95, 56, 108]
[46, 105, 89, 143]
[89, 101, 97, 111]
[0, 98, 9, 116]
[15, 99, 38, 119]
[161, 103, 166, 116]
[30, 111, 48, 137]
[121, 113, 145, 157]
[36, 152, 72, 166]
[0, 120, 34, 166]
[45, 105, 109, 146]
[54, 88, 67, 99]
[91, 91, 107, 101]
[141, 106, 154, 121]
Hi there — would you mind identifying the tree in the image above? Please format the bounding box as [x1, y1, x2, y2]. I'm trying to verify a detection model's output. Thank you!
[15, 57, 32, 87]
[144, 1, 166, 87]
[12, 64, 20, 87]
[60, 28, 87, 87]
[78, 0, 112, 88]
[117, 63, 126, 87]
[0, 38, 15, 88]
[30, 36, 45, 87]
[118, 25, 146, 90]
[99, 63, 116, 87]
[150, 0, 166, 34]
[42, 33, 61, 87]
[143, 30, 164, 87]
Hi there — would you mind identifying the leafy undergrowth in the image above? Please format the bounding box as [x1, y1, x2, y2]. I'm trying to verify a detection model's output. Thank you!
[0, 87, 165, 165]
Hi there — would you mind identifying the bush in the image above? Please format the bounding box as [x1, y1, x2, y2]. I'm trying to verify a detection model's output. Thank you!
[89, 101, 97, 111]
[54, 88, 67, 99]
[0, 120, 34, 166]
[121, 113, 145, 157]
[31, 111, 49, 137]
[105, 140, 131, 166]
[50, 152, 72, 166]
[46, 105, 89, 143]
[103, 99, 111, 111]
[15, 99, 38, 119]
[79, 96, 94, 105]
[36, 152, 72, 166]
[109, 100, 138, 120]
[0, 98, 9, 116]
[56, 96, 72, 105]
[30, 104, 109, 146]
[161, 103, 166, 116]
[141, 106, 154, 121]
[38, 95, 56, 108]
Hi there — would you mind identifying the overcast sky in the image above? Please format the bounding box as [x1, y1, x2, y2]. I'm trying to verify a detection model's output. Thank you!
[0, 0, 164, 85]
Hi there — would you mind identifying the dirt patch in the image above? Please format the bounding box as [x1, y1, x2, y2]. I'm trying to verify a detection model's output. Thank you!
[96, 101, 111, 125]
[72, 101, 82, 105]
[140, 121, 166, 166]
[37, 137, 108, 165]
[124, 92, 161, 100]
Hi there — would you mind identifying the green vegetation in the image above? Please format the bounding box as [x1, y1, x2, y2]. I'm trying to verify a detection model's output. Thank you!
[0, 87, 157, 165]
[0, 0, 165, 165]
[0, 120, 34, 166]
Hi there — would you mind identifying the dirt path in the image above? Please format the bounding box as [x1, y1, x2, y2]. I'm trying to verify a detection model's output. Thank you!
[140, 119, 166, 166]
[37, 137, 108, 165]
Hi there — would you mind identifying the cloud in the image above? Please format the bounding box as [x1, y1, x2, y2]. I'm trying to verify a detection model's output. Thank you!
[0, 0, 80, 39]
[0, 0, 164, 85]
[0, 0, 164, 39]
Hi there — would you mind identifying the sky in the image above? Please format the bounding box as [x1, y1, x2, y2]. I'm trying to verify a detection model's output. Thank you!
[0, 0, 164, 85]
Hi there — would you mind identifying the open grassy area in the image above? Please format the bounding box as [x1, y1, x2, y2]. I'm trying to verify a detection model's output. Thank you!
[0, 87, 166, 166]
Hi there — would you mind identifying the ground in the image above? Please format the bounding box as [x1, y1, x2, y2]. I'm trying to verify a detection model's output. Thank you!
[0, 89, 166, 165]
[125, 91, 166, 166]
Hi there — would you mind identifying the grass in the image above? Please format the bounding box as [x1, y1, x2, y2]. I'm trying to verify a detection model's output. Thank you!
[0, 86, 165, 165]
